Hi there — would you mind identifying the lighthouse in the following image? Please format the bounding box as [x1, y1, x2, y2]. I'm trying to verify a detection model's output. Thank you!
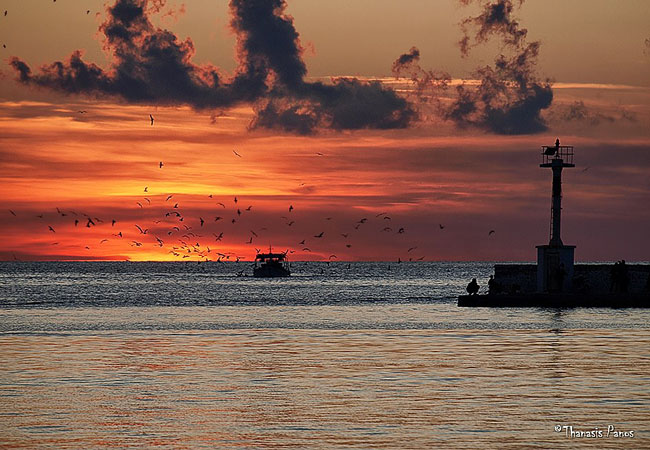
[536, 139, 576, 293]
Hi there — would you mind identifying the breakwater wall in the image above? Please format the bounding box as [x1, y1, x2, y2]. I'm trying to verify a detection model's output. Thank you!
[493, 264, 650, 295]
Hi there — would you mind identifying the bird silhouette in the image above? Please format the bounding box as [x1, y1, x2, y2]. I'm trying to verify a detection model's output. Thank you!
[299, 239, 305, 245]
[408, 246, 417, 252]
[74, 219, 79, 227]
[488, 230, 495, 236]
[439, 224, 445, 230]
[165, 195, 173, 201]
[234, 197, 238, 203]
[397, 228, 405, 234]
[149, 114, 154, 126]
[216, 202, 225, 208]
[233, 150, 242, 157]
[314, 232, 324, 238]
[214, 216, 223, 222]
[48, 226, 56, 233]
[144, 187, 148, 192]
[159, 161, 164, 168]
[135, 224, 148, 234]
[86, 218, 95, 227]
[9, 209, 16, 216]
[289, 205, 294, 212]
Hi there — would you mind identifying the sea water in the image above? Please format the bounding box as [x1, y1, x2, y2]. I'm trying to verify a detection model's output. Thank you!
[1, 262, 648, 448]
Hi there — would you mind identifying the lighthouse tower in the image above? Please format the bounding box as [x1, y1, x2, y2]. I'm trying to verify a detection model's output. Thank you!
[536, 139, 576, 293]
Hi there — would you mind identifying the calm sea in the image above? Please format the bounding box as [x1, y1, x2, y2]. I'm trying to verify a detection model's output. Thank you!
[1, 261, 649, 449]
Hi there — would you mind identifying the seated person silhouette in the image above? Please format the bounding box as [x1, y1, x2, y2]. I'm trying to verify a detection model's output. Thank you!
[466, 278, 480, 296]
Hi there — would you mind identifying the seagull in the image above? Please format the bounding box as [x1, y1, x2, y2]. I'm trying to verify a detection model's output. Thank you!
[488, 230, 496, 236]
[8, 210, 16, 216]
[144, 198, 150, 204]
[314, 232, 324, 238]
[250, 230, 258, 237]
[137, 202, 143, 208]
[159, 161, 164, 168]
[289, 205, 294, 212]
[135, 224, 148, 234]
[111, 219, 117, 226]
[216, 202, 225, 208]
[397, 228, 405, 234]
[200, 217, 205, 227]
[234, 197, 238, 204]
[439, 224, 445, 230]
[299, 239, 305, 245]
[74, 219, 79, 227]
[150, 114, 154, 126]
[233, 150, 242, 157]
[302, 247, 311, 252]
[165, 195, 173, 201]
[245, 205, 252, 211]
[214, 216, 223, 222]
[86, 218, 95, 227]
[144, 187, 148, 192]
[48, 226, 56, 233]
[100, 239, 108, 244]
[408, 246, 417, 252]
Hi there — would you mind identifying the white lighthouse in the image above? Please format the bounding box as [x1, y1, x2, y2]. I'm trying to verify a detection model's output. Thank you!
[536, 139, 576, 293]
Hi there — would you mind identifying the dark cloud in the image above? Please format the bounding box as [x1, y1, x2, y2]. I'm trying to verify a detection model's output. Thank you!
[459, 0, 527, 57]
[554, 100, 637, 126]
[446, 42, 553, 134]
[391, 0, 552, 134]
[9, 0, 415, 134]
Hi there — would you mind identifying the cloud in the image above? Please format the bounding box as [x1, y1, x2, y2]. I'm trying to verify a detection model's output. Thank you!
[9, 0, 415, 134]
[445, 42, 553, 134]
[393, 0, 553, 134]
[458, 0, 527, 57]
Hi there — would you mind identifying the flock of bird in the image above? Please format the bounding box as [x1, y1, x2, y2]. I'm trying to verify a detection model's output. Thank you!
[6, 112, 500, 262]
[7, 126, 500, 264]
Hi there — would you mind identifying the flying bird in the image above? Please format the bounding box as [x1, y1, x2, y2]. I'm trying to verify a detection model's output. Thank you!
[159, 161, 164, 168]
[135, 224, 148, 234]
[8, 209, 16, 216]
[397, 228, 405, 234]
[408, 246, 417, 253]
[100, 239, 108, 244]
[289, 205, 294, 212]
[216, 202, 225, 208]
[86, 218, 95, 227]
[149, 114, 154, 126]
[234, 197, 238, 203]
[111, 219, 117, 226]
[165, 195, 173, 201]
[439, 224, 445, 230]
[144, 187, 148, 192]
[233, 150, 242, 157]
[48, 226, 55, 233]
[314, 232, 324, 238]
[214, 216, 223, 222]
[488, 230, 496, 236]
[299, 239, 305, 245]
[200, 217, 205, 227]
[74, 219, 79, 227]
[245, 205, 252, 211]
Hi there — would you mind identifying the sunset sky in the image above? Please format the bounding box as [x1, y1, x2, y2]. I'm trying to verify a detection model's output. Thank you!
[0, 0, 649, 261]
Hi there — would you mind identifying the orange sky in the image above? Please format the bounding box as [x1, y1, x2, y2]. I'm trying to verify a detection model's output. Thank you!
[0, 1, 649, 261]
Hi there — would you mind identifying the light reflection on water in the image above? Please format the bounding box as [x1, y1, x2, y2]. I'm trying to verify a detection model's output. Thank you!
[0, 262, 649, 448]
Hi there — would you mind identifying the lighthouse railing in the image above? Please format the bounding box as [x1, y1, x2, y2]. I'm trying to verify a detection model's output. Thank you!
[540, 145, 574, 166]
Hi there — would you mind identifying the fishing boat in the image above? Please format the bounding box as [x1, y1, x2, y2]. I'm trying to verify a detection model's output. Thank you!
[253, 248, 290, 278]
